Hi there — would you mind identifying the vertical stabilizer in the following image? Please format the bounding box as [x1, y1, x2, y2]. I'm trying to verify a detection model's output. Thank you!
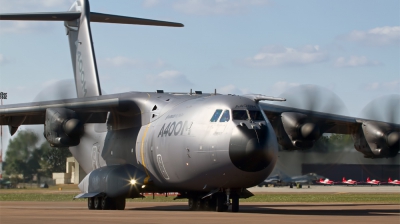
[65, 0, 101, 98]
[0, 0, 183, 99]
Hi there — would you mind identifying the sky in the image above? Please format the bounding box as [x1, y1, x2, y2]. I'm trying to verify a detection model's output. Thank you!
[0, 0, 399, 155]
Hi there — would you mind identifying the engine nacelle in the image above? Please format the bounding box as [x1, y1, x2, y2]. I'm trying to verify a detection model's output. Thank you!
[78, 164, 147, 198]
[275, 112, 321, 150]
[353, 121, 400, 158]
[44, 108, 84, 147]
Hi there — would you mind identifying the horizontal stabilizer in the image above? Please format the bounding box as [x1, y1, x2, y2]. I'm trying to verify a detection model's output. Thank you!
[91, 12, 184, 27]
[0, 12, 184, 27]
[0, 12, 81, 21]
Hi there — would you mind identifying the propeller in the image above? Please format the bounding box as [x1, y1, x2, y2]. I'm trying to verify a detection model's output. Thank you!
[359, 94, 400, 124]
[359, 94, 400, 158]
[33, 79, 77, 102]
[268, 85, 351, 180]
[277, 84, 348, 116]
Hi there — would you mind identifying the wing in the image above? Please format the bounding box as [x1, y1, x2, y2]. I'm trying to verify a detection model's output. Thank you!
[261, 103, 400, 158]
[0, 92, 152, 135]
[0, 96, 118, 126]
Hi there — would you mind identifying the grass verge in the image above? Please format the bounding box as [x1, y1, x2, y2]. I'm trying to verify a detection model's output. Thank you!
[0, 193, 399, 203]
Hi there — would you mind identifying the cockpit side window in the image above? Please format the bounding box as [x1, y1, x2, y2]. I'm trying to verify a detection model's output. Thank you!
[232, 110, 248, 120]
[219, 110, 230, 122]
[248, 110, 264, 121]
[210, 109, 223, 122]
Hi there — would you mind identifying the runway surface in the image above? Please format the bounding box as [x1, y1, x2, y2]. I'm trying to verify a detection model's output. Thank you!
[0, 201, 398, 224]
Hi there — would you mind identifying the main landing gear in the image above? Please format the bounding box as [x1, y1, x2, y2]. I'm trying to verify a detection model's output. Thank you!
[187, 190, 240, 212]
[88, 197, 126, 210]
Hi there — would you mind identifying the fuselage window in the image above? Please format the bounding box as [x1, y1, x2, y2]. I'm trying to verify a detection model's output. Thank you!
[219, 110, 230, 122]
[210, 109, 223, 122]
[232, 110, 248, 120]
[248, 110, 264, 121]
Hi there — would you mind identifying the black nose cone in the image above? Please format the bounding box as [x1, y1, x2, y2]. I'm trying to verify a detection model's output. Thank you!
[229, 124, 271, 172]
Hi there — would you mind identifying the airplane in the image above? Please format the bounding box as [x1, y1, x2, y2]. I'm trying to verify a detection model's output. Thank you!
[366, 177, 380, 186]
[341, 177, 358, 185]
[316, 178, 334, 185]
[387, 177, 400, 185]
[259, 173, 324, 188]
[0, 0, 399, 213]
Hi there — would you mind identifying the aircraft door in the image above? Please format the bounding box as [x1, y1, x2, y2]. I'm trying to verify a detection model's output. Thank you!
[91, 143, 101, 169]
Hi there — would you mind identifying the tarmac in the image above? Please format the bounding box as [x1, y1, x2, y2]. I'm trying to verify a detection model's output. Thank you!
[0, 186, 399, 223]
[0, 201, 399, 224]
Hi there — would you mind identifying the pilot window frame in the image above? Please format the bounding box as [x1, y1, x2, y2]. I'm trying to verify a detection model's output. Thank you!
[232, 110, 249, 120]
[232, 110, 265, 121]
[248, 110, 264, 121]
[210, 109, 223, 122]
[219, 110, 230, 122]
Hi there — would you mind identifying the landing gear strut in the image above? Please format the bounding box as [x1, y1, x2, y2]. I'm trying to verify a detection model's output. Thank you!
[186, 190, 241, 212]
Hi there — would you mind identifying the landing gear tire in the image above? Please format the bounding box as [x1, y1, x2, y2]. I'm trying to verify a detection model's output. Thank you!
[196, 199, 203, 211]
[203, 199, 211, 211]
[101, 197, 111, 210]
[94, 197, 102, 210]
[188, 198, 197, 211]
[207, 197, 217, 211]
[231, 194, 239, 213]
[88, 198, 94, 210]
[115, 198, 126, 210]
[216, 194, 228, 212]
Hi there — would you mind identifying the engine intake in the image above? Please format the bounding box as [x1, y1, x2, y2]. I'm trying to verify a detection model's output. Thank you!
[278, 112, 321, 150]
[44, 108, 84, 147]
[354, 121, 400, 158]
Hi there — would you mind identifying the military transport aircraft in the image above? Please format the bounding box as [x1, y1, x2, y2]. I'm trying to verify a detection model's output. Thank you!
[0, 0, 399, 213]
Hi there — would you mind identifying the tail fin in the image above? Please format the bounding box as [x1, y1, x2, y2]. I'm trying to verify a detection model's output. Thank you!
[367, 177, 370, 181]
[0, 0, 183, 98]
[342, 177, 346, 181]
[66, 0, 99, 97]
[389, 177, 392, 182]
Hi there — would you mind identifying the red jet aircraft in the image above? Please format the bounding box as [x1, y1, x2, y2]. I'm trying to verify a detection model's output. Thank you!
[387, 178, 400, 185]
[341, 177, 358, 185]
[316, 178, 334, 185]
[366, 177, 380, 186]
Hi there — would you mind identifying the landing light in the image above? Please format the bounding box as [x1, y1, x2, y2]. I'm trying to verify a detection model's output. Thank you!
[130, 179, 137, 185]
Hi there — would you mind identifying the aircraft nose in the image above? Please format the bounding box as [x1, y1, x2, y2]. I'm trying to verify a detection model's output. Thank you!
[229, 124, 273, 172]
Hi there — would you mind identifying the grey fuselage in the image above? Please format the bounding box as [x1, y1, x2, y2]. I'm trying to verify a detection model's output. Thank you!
[72, 92, 278, 192]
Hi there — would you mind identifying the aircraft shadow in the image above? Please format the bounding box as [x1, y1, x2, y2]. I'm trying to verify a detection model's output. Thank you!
[128, 204, 400, 216]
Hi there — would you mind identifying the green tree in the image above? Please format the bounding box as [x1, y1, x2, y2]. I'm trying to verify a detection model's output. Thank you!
[4, 131, 41, 183]
[39, 143, 72, 177]
[311, 134, 354, 152]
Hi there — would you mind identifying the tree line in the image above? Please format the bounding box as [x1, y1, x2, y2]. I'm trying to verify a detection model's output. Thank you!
[3, 130, 72, 183]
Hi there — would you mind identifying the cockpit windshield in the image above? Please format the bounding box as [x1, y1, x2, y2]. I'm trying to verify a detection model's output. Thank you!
[232, 110, 248, 120]
[232, 110, 264, 121]
[248, 110, 264, 121]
